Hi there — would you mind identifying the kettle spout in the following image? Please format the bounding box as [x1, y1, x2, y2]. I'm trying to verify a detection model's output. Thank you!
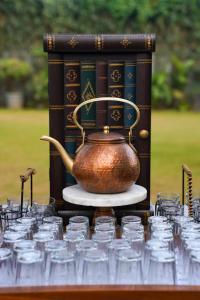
[40, 135, 74, 174]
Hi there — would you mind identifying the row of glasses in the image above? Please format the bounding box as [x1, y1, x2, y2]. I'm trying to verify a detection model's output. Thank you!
[2, 210, 200, 286]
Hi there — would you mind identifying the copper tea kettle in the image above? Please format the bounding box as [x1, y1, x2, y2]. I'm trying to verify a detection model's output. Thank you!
[41, 97, 140, 194]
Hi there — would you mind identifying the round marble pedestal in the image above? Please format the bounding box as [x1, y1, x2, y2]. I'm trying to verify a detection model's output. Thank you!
[62, 184, 147, 207]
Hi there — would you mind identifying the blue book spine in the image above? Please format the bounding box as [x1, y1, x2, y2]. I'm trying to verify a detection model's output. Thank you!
[124, 61, 136, 128]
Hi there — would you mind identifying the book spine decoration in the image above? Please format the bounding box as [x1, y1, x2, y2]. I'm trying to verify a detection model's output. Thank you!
[134, 53, 152, 210]
[64, 60, 81, 186]
[80, 62, 96, 128]
[96, 61, 107, 128]
[107, 61, 124, 128]
[48, 53, 65, 209]
[124, 60, 136, 128]
[44, 34, 156, 53]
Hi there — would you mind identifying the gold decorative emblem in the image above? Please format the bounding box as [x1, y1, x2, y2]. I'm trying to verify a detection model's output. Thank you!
[95, 35, 103, 51]
[127, 93, 133, 101]
[66, 90, 77, 102]
[67, 37, 79, 48]
[128, 72, 134, 79]
[66, 69, 77, 81]
[67, 111, 73, 122]
[128, 113, 132, 120]
[111, 70, 121, 82]
[145, 34, 152, 50]
[111, 89, 121, 98]
[120, 37, 132, 48]
[111, 109, 121, 122]
[47, 34, 55, 51]
[82, 80, 96, 114]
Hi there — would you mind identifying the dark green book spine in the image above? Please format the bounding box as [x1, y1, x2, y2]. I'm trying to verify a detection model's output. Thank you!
[80, 62, 96, 128]
[107, 61, 124, 128]
[124, 61, 136, 128]
[64, 60, 80, 186]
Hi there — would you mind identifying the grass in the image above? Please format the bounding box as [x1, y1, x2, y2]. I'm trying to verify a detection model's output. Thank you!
[0, 109, 200, 203]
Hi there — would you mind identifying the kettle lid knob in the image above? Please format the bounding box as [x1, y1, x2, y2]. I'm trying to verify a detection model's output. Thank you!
[103, 126, 110, 134]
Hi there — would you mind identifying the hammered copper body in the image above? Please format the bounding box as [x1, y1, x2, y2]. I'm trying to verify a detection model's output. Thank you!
[72, 132, 140, 193]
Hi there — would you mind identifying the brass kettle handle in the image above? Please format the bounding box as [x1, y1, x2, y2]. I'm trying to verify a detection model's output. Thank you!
[73, 97, 140, 152]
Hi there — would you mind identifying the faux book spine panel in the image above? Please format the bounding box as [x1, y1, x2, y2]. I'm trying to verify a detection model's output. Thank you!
[107, 61, 124, 128]
[64, 60, 80, 186]
[135, 53, 152, 210]
[48, 53, 65, 210]
[96, 61, 107, 128]
[124, 60, 136, 128]
[81, 62, 96, 128]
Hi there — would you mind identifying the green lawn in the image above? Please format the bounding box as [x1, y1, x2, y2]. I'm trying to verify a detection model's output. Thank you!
[0, 109, 200, 202]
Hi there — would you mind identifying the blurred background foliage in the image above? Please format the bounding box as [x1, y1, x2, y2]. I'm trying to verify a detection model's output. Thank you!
[0, 0, 200, 109]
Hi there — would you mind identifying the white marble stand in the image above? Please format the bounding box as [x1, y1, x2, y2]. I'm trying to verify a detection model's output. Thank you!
[62, 184, 147, 207]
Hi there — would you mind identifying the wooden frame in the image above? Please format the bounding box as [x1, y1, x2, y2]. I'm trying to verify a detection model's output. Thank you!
[1, 285, 200, 300]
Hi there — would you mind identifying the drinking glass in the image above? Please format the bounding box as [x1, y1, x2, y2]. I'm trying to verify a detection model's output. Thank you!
[95, 216, 115, 226]
[108, 239, 131, 283]
[0, 201, 22, 230]
[76, 239, 97, 282]
[122, 223, 144, 237]
[122, 231, 145, 255]
[82, 249, 109, 284]
[147, 250, 176, 284]
[95, 223, 115, 238]
[0, 248, 13, 286]
[16, 217, 37, 233]
[49, 251, 76, 285]
[13, 240, 36, 270]
[38, 223, 60, 240]
[143, 240, 169, 282]
[188, 250, 200, 285]
[63, 231, 85, 251]
[69, 215, 89, 228]
[66, 223, 88, 238]
[44, 240, 68, 283]
[8, 224, 32, 240]
[92, 231, 112, 253]
[43, 216, 63, 239]
[151, 231, 174, 251]
[115, 249, 143, 284]
[147, 216, 167, 239]
[3, 231, 27, 249]
[16, 250, 44, 286]
[30, 198, 55, 225]
[121, 215, 141, 228]
[33, 231, 54, 250]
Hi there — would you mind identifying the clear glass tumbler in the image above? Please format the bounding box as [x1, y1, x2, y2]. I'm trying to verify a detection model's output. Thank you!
[49, 251, 76, 285]
[95, 223, 116, 238]
[95, 216, 115, 226]
[16, 250, 44, 286]
[63, 231, 85, 251]
[76, 239, 97, 283]
[82, 249, 109, 284]
[3, 231, 27, 249]
[188, 250, 200, 285]
[33, 231, 54, 250]
[43, 216, 63, 239]
[0, 248, 13, 286]
[44, 240, 68, 282]
[115, 249, 143, 284]
[147, 250, 176, 285]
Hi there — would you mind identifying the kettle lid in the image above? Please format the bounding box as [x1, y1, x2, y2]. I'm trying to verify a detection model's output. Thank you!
[87, 126, 125, 144]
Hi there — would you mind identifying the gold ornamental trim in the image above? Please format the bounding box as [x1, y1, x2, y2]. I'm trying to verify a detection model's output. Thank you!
[49, 105, 64, 110]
